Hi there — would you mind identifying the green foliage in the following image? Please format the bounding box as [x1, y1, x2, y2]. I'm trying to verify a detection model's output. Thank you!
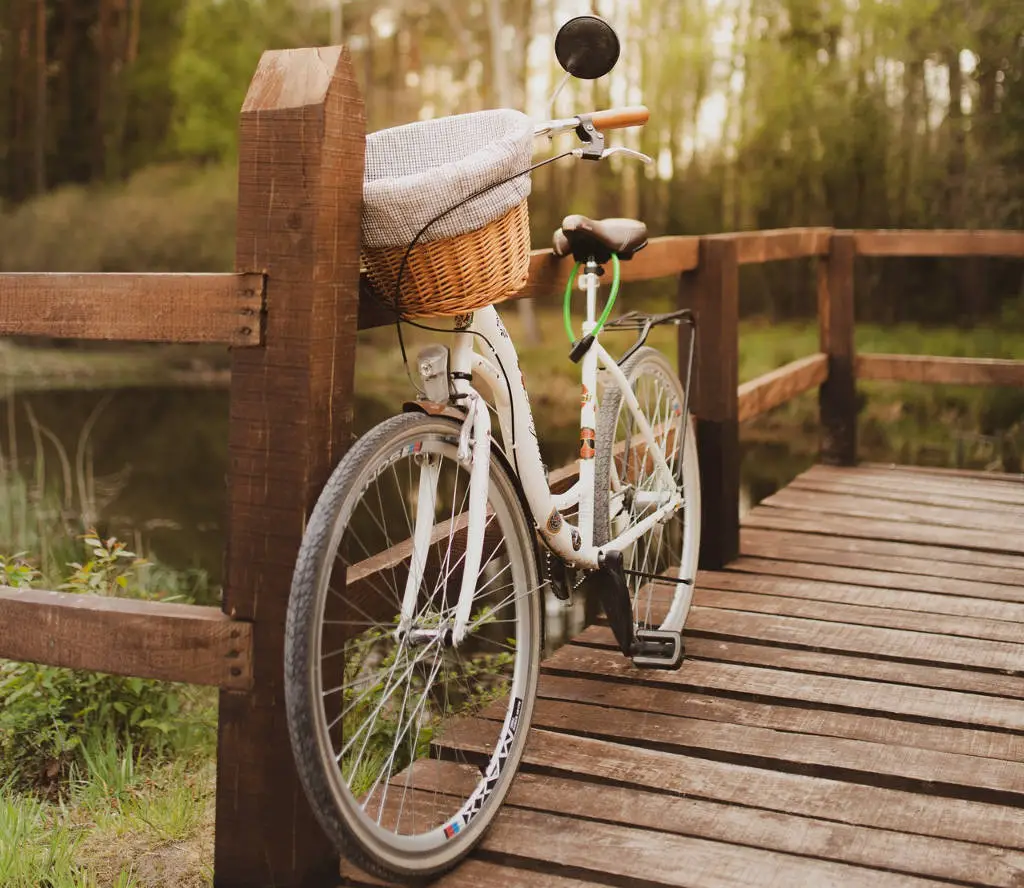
[0, 163, 237, 274]
[170, 0, 328, 162]
[0, 541, 216, 794]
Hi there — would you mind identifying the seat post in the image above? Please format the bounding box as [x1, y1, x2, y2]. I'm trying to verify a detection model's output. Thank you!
[578, 256, 602, 549]
[582, 257, 601, 325]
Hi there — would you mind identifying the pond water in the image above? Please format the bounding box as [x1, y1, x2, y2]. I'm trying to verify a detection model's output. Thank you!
[0, 380, 813, 645]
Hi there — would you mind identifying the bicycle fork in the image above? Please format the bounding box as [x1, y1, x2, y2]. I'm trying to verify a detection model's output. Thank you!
[397, 387, 492, 648]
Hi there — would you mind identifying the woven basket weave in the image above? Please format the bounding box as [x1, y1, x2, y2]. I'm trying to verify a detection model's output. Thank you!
[362, 200, 531, 318]
[361, 109, 533, 317]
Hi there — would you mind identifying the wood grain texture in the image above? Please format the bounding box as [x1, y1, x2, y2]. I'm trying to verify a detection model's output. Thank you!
[858, 461, 1024, 485]
[555, 632, 1024, 727]
[740, 527, 1024, 585]
[709, 227, 833, 264]
[492, 772, 1024, 888]
[818, 231, 857, 463]
[215, 46, 365, 887]
[537, 672, 1024, 762]
[0, 587, 251, 689]
[360, 459, 1024, 888]
[0, 273, 264, 344]
[737, 352, 827, 421]
[746, 505, 1024, 554]
[520, 696, 1024, 801]
[683, 635, 1024, 699]
[857, 353, 1024, 387]
[854, 229, 1024, 257]
[786, 476, 1024, 514]
[692, 585, 1024, 644]
[680, 236, 739, 568]
[807, 464, 1024, 504]
[761, 486, 1018, 534]
[717, 556, 1024, 606]
[444, 724, 1024, 850]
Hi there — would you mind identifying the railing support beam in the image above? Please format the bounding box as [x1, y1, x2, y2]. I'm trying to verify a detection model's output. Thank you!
[819, 232, 857, 465]
[680, 237, 740, 569]
[215, 46, 365, 887]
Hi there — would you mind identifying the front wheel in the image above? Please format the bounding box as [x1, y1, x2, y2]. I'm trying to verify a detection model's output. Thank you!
[285, 412, 541, 883]
[594, 347, 701, 633]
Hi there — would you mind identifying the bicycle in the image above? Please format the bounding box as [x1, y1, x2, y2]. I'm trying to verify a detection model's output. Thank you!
[284, 16, 701, 884]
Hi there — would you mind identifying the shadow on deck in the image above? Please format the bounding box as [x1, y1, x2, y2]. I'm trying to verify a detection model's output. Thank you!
[347, 462, 1024, 888]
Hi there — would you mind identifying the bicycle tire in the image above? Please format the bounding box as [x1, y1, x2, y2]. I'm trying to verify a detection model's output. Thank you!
[593, 347, 701, 633]
[285, 412, 541, 883]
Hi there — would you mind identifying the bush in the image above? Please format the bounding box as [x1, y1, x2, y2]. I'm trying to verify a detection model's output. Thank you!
[0, 538, 216, 795]
[0, 163, 237, 275]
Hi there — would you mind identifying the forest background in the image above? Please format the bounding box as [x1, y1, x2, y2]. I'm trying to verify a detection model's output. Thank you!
[1, 0, 1023, 323]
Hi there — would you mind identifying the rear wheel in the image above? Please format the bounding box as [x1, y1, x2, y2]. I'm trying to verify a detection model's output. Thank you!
[285, 412, 541, 883]
[594, 347, 700, 632]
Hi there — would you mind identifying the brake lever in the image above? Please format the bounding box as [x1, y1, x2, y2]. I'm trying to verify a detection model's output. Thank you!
[603, 146, 654, 164]
[570, 146, 653, 164]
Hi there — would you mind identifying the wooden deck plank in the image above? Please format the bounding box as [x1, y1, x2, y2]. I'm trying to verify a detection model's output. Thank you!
[691, 584, 1024, 641]
[479, 805, 943, 888]
[524, 696, 1024, 799]
[803, 463, 1024, 503]
[743, 506, 1024, 554]
[858, 461, 1024, 485]
[551, 636, 1024, 729]
[401, 764, 1024, 887]
[700, 565, 1024, 617]
[762, 487, 1017, 534]
[787, 476, 1024, 515]
[683, 636, 1024, 698]
[351, 462, 1024, 888]
[739, 528, 1024, 585]
[440, 725, 1024, 850]
[344, 857, 610, 888]
[536, 673, 1024, 761]
[687, 606, 1024, 672]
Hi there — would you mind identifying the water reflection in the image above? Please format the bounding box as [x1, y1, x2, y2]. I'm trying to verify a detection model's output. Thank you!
[0, 384, 810, 644]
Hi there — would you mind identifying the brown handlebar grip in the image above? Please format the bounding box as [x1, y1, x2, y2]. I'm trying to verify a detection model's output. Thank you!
[588, 105, 650, 130]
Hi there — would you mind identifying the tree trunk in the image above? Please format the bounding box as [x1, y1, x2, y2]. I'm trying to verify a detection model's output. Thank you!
[488, 0, 540, 343]
[33, 0, 46, 194]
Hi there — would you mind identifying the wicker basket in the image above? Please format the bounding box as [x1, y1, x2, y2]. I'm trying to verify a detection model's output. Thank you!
[361, 109, 534, 318]
[362, 200, 531, 318]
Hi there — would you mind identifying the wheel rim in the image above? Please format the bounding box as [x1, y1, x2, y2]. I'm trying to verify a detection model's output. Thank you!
[308, 427, 538, 865]
[603, 356, 696, 630]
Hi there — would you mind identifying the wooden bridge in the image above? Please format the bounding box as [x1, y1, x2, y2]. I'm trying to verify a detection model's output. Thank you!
[347, 461, 1024, 887]
[0, 47, 1021, 887]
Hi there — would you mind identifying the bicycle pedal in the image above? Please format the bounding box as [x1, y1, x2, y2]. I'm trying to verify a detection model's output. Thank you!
[631, 629, 684, 670]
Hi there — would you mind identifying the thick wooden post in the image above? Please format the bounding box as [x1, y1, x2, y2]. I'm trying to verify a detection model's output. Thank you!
[215, 47, 365, 887]
[819, 232, 857, 465]
[679, 237, 740, 569]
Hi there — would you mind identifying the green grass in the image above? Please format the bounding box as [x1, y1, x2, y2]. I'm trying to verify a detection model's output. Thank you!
[0, 750, 215, 888]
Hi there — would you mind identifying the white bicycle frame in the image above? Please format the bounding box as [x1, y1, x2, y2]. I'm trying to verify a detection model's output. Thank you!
[398, 265, 683, 646]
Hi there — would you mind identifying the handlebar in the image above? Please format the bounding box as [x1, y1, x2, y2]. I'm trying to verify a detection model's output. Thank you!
[533, 105, 650, 138]
[588, 105, 649, 130]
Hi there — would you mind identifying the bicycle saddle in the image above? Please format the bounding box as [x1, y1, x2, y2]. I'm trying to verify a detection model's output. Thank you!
[552, 214, 648, 263]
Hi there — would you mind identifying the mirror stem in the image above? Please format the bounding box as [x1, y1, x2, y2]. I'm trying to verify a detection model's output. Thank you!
[547, 70, 572, 117]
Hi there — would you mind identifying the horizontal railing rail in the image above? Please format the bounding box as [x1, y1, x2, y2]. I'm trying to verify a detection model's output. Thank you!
[0, 272, 266, 345]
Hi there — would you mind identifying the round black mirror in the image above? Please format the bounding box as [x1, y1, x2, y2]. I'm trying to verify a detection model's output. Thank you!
[554, 15, 620, 80]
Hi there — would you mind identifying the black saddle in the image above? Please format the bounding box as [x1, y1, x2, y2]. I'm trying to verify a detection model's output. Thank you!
[552, 215, 648, 263]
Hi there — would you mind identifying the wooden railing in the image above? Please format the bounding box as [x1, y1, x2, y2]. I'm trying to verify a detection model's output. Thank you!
[0, 45, 1022, 887]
